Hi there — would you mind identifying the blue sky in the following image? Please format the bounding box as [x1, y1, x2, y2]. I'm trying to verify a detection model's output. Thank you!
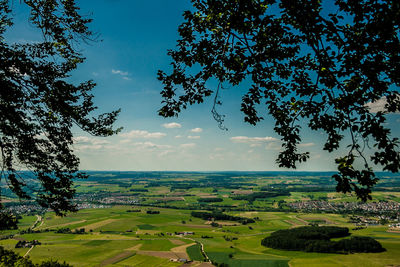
[7, 0, 400, 171]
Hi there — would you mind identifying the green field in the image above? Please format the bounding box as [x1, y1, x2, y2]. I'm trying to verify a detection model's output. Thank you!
[2, 172, 400, 266]
[1, 206, 400, 266]
[186, 243, 204, 261]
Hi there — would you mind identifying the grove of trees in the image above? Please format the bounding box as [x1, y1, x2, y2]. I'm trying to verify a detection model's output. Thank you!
[261, 226, 385, 253]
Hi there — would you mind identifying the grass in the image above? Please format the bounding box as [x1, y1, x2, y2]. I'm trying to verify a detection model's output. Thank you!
[208, 251, 289, 267]
[137, 224, 156, 230]
[116, 254, 180, 267]
[1, 206, 400, 266]
[139, 239, 177, 251]
[186, 243, 204, 261]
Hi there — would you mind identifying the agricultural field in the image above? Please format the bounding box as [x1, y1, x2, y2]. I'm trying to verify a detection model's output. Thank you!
[2, 171, 400, 266]
[1, 206, 400, 266]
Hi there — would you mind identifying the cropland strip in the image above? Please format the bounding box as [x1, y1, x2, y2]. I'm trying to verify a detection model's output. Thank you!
[136, 230, 160, 234]
[283, 220, 302, 228]
[42, 220, 87, 229]
[301, 216, 336, 225]
[80, 219, 118, 231]
[126, 244, 143, 251]
[170, 242, 196, 259]
[170, 239, 185, 245]
[99, 250, 136, 266]
[182, 224, 212, 228]
[135, 242, 195, 261]
[136, 250, 177, 259]
[180, 262, 214, 267]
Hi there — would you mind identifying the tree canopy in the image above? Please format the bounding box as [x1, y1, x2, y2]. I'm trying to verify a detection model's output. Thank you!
[261, 226, 385, 253]
[0, 0, 120, 227]
[158, 0, 400, 200]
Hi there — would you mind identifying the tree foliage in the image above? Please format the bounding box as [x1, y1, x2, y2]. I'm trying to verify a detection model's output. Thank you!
[191, 211, 256, 224]
[0, 0, 120, 224]
[261, 226, 385, 253]
[158, 0, 400, 200]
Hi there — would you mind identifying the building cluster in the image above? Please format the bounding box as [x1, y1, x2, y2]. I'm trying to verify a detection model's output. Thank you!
[288, 200, 400, 214]
[389, 223, 400, 229]
[4, 204, 46, 215]
[15, 240, 41, 248]
[96, 196, 139, 205]
[349, 215, 380, 226]
[175, 231, 195, 236]
[74, 193, 139, 205]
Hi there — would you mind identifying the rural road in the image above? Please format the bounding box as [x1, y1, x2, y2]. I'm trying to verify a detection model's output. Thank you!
[23, 245, 35, 258]
[32, 215, 42, 230]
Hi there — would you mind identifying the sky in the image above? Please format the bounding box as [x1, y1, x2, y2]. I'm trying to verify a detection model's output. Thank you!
[6, 0, 400, 171]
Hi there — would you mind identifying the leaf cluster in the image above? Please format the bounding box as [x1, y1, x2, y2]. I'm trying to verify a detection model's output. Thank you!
[158, 0, 400, 200]
[0, 0, 121, 223]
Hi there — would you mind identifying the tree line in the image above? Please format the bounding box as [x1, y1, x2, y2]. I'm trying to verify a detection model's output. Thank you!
[191, 211, 255, 224]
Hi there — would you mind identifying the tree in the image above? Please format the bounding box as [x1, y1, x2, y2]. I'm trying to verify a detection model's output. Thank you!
[0, 0, 120, 227]
[158, 0, 400, 201]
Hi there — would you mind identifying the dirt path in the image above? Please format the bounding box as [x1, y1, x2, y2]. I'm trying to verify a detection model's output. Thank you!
[31, 215, 42, 230]
[23, 246, 34, 258]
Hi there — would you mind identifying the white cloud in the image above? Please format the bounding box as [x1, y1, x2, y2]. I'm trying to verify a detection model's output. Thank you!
[158, 150, 175, 157]
[310, 153, 321, 160]
[365, 96, 399, 113]
[120, 130, 166, 139]
[188, 135, 200, 139]
[250, 144, 262, 147]
[298, 142, 315, 148]
[214, 147, 224, 151]
[190, 127, 203, 133]
[265, 142, 282, 151]
[76, 144, 103, 150]
[73, 136, 110, 150]
[92, 72, 99, 76]
[133, 141, 172, 150]
[73, 136, 110, 145]
[175, 135, 183, 138]
[180, 143, 196, 149]
[111, 69, 129, 76]
[162, 122, 182, 129]
[209, 153, 224, 160]
[111, 69, 131, 80]
[366, 97, 387, 113]
[230, 136, 278, 143]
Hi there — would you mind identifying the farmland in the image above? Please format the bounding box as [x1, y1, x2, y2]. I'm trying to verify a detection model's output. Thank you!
[1, 171, 400, 266]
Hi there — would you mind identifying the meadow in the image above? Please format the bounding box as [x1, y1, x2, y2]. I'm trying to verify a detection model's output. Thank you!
[1, 206, 400, 266]
[2, 171, 400, 266]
